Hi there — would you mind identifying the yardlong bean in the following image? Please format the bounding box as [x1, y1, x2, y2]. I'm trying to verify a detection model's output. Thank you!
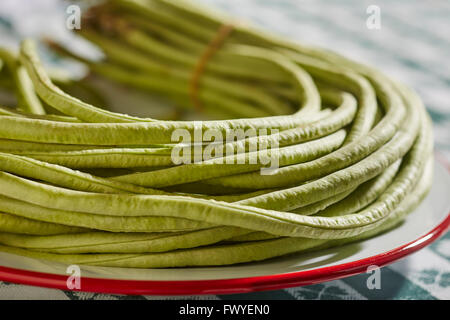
[0, 0, 434, 268]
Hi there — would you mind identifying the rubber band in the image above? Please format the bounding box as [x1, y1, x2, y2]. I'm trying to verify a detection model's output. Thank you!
[189, 24, 234, 111]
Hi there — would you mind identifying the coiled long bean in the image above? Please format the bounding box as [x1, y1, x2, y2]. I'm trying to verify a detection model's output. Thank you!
[0, 0, 434, 268]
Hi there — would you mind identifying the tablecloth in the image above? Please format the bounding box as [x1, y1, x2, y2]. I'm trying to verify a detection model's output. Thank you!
[0, 0, 449, 300]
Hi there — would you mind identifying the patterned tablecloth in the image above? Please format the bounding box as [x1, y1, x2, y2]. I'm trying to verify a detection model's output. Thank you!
[0, 0, 449, 300]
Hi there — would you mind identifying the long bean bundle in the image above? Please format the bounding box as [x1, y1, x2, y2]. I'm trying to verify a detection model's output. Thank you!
[0, 0, 434, 268]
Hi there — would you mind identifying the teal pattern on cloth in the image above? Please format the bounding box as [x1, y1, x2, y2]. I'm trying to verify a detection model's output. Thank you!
[0, 0, 448, 300]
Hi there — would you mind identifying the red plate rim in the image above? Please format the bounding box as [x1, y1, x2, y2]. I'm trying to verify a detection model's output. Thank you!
[0, 155, 449, 296]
